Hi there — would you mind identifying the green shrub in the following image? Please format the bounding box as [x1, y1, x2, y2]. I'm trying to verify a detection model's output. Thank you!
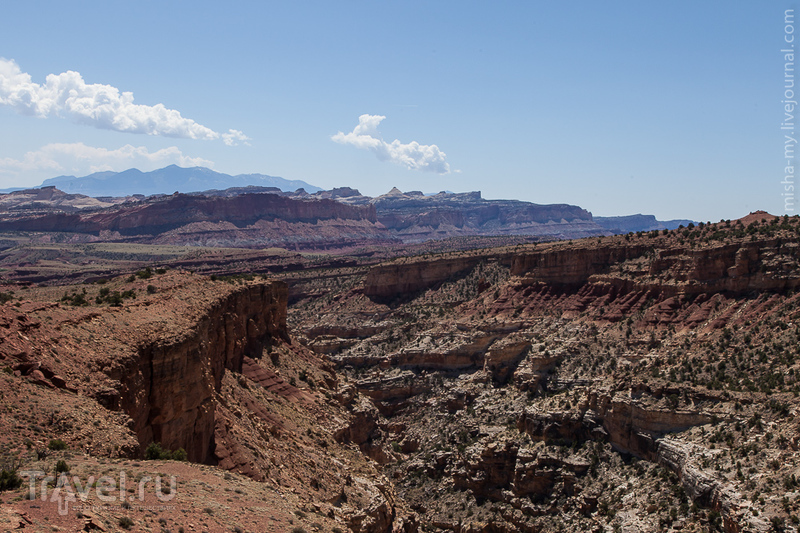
[0, 468, 22, 491]
[96, 288, 136, 306]
[55, 460, 69, 474]
[171, 448, 187, 461]
[145, 442, 165, 460]
[136, 267, 152, 279]
[145, 442, 187, 461]
[48, 439, 67, 451]
[61, 291, 89, 306]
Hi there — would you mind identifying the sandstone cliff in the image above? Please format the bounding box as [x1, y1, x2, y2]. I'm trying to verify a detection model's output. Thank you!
[115, 282, 288, 463]
[0, 191, 378, 235]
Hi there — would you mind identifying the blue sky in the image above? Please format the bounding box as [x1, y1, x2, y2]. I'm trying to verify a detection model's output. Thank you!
[0, 1, 784, 221]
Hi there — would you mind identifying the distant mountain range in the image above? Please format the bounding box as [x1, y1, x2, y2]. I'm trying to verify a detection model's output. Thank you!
[0, 165, 321, 197]
[0, 166, 697, 243]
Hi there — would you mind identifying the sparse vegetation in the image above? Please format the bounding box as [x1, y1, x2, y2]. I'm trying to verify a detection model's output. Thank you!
[145, 442, 188, 461]
[48, 438, 68, 451]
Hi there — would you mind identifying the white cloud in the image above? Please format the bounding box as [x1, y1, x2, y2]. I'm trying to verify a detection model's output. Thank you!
[0, 58, 247, 143]
[332, 114, 451, 174]
[222, 129, 251, 146]
[0, 143, 214, 187]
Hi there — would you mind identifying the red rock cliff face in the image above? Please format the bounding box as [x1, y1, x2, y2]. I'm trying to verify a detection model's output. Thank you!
[0, 192, 378, 235]
[643, 239, 800, 294]
[114, 282, 288, 463]
[510, 245, 653, 285]
[510, 239, 800, 293]
[363, 255, 512, 299]
[363, 237, 800, 311]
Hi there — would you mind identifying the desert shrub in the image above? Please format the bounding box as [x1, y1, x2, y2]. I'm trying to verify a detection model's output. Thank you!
[118, 516, 134, 529]
[55, 460, 69, 474]
[145, 442, 165, 460]
[135, 267, 152, 279]
[96, 289, 136, 306]
[0, 468, 22, 491]
[145, 442, 187, 461]
[48, 439, 67, 451]
[61, 291, 89, 306]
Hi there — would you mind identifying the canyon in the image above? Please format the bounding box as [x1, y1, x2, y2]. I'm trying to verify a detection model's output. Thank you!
[0, 213, 798, 532]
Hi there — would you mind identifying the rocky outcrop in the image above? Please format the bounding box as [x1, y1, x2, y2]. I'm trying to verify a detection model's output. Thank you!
[364, 255, 516, 300]
[389, 331, 497, 370]
[644, 240, 800, 294]
[518, 391, 713, 456]
[483, 333, 532, 383]
[364, 256, 486, 300]
[113, 281, 288, 463]
[364, 235, 798, 303]
[452, 439, 591, 507]
[511, 239, 800, 295]
[656, 438, 771, 533]
[515, 392, 774, 530]
[356, 371, 432, 403]
[511, 245, 653, 285]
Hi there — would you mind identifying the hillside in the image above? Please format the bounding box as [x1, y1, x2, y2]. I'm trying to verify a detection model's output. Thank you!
[0, 213, 799, 532]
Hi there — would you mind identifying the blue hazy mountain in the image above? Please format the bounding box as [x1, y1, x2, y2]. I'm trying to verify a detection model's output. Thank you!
[20, 165, 321, 197]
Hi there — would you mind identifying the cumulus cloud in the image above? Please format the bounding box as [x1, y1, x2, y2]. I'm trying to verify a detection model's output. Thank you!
[0, 143, 214, 187]
[222, 129, 251, 146]
[332, 114, 451, 174]
[0, 58, 247, 143]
